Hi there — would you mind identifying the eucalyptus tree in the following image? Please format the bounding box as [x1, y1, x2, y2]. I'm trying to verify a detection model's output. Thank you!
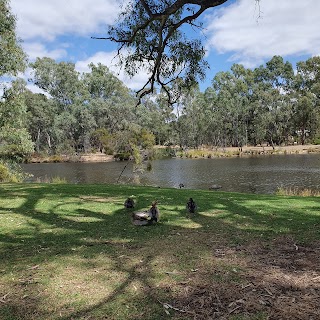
[31, 57, 84, 110]
[251, 56, 294, 146]
[83, 63, 136, 133]
[94, 0, 239, 104]
[202, 87, 221, 146]
[294, 56, 320, 143]
[25, 91, 57, 153]
[0, 0, 26, 77]
[211, 65, 252, 148]
[0, 80, 34, 160]
[0, 0, 32, 164]
[30, 57, 95, 153]
[176, 86, 208, 147]
[134, 96, 172, 145]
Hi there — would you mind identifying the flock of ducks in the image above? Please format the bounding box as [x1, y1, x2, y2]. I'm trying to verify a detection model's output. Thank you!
[125, 196, 197, 226]
[124, 182, 221, 225]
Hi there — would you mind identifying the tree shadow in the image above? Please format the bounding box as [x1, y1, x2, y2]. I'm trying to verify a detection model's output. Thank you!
[1, 184, 319, 319]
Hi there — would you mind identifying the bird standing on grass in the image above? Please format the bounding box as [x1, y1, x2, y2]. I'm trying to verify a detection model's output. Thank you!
[124, 197, 135, 208]
[186, 198, 197, 216]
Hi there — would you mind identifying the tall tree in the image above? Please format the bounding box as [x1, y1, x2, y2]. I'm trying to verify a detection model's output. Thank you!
[0, 0, 26, 77]
[30, 57, 84, 110]
[293, 56, 320, 144]
[25, 92, 57, 154]
[0, 80, 34, 160]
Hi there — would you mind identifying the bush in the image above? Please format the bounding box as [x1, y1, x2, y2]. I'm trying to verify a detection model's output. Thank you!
[313, 137, 320, 145]
[114, 153, 131, 161]
[0, 160, 32, 182]
[0, 163, 11, 182]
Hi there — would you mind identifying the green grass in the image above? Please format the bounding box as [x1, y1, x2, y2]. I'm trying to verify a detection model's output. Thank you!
[0, 183, 319, 319]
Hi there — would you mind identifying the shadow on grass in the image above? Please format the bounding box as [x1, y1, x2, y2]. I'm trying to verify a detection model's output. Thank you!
[0, 183, 319, 319]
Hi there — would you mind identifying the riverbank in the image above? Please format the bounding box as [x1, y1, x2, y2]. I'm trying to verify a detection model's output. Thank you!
[1, 183, 319, 319]
[29, 152, 114, 163]
[28, 144, 320, 163]
[176, 144, 320, 158]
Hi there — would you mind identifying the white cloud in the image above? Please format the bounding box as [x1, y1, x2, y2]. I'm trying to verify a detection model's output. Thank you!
[206, 0, 320, 67]
[23, 42, 67, 61]
[75, 52, 150, 91]
[11, 0, 121, 41]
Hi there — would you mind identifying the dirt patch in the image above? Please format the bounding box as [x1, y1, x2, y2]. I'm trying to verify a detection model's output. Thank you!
[165, 236, 320, 319]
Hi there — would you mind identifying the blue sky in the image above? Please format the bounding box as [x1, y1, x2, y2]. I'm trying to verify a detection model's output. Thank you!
[10, 0, 320, 93]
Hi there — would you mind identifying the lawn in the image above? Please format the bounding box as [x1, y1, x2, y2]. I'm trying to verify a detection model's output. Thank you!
[0, 183, 319, 320]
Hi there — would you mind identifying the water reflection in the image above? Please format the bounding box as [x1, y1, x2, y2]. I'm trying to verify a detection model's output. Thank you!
[21, 154, 320, 194]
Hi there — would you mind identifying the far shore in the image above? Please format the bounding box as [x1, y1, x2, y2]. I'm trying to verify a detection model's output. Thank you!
[28, 144, 320, 163]
[205, 144, 320, 155]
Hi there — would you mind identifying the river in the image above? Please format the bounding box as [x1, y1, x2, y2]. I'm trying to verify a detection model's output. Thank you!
[21, 154, 320, 194]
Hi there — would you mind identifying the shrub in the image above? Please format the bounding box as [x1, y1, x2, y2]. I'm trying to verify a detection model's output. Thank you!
[0, 163, 11, 182]
[313, 137, 320, 145]
[49, 155, 63, 163]
[276, 186, 320, 197]
[51, 176, 67, 184]
[0, 160, 32, 182]
[114, 153, 131, 161]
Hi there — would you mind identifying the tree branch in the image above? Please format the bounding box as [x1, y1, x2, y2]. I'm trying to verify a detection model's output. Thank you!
[93, 0, 231, 105]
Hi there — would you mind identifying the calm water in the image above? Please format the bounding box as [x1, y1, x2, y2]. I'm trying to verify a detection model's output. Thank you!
[21, 154, 320, 194]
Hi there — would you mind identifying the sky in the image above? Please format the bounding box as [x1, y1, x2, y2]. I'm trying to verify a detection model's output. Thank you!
[9, 0, 320, 93]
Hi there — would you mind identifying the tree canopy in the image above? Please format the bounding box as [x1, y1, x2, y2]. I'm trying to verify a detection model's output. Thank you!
[94, 0, 230, 104]
[0, 0, 26, 77]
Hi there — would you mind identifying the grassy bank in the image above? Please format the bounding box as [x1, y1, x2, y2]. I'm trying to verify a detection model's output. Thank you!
[175, 144, 320, 159]
[0, 183, 319, 319]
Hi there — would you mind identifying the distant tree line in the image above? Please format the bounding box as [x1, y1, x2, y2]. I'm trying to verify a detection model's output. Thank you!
[170, 55, 320, 149]
[1, 0, 320, 164]
[1, 55, 320, 163]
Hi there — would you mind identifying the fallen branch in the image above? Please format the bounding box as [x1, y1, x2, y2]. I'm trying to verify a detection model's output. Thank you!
[158, 300, 194, 316]
[0, 293, 10, 303]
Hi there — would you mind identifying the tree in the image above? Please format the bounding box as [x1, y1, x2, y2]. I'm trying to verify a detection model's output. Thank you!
[0, 80, 34, 160]
[30, 57, 84, 110]
[25, 92, 57, 153]
[94, 0, 230, 104]
[293, 56, 320, 144]
[83, 63, 136, 133]
[0, 0, 26, 77]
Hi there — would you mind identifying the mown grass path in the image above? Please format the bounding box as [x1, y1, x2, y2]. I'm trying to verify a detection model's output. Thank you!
[0, 183, 319, 319]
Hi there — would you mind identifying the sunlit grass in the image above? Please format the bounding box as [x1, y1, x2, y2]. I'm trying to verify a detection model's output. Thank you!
[0, 183, 320, 319]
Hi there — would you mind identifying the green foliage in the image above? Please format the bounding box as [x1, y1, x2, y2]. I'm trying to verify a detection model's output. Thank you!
[90, 128, 113, 154]
[114, 152, 131, 161]
[3, 53, 319, 157]
[0, 126, 34, 160]
[313, 136, 320, 145]
[51, 176, 67, 184]
[0, 160, 31, 182]
[0, 80, 34, 160]
[0, 0, 26, 76]
[106, 0, 227, 102]
[0, 162, 10, 181]
[30, 57, 83, 107]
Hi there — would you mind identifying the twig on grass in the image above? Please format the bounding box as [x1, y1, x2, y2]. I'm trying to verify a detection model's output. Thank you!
[157, 299, 194, 316]
[0, 293, 10, 303]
